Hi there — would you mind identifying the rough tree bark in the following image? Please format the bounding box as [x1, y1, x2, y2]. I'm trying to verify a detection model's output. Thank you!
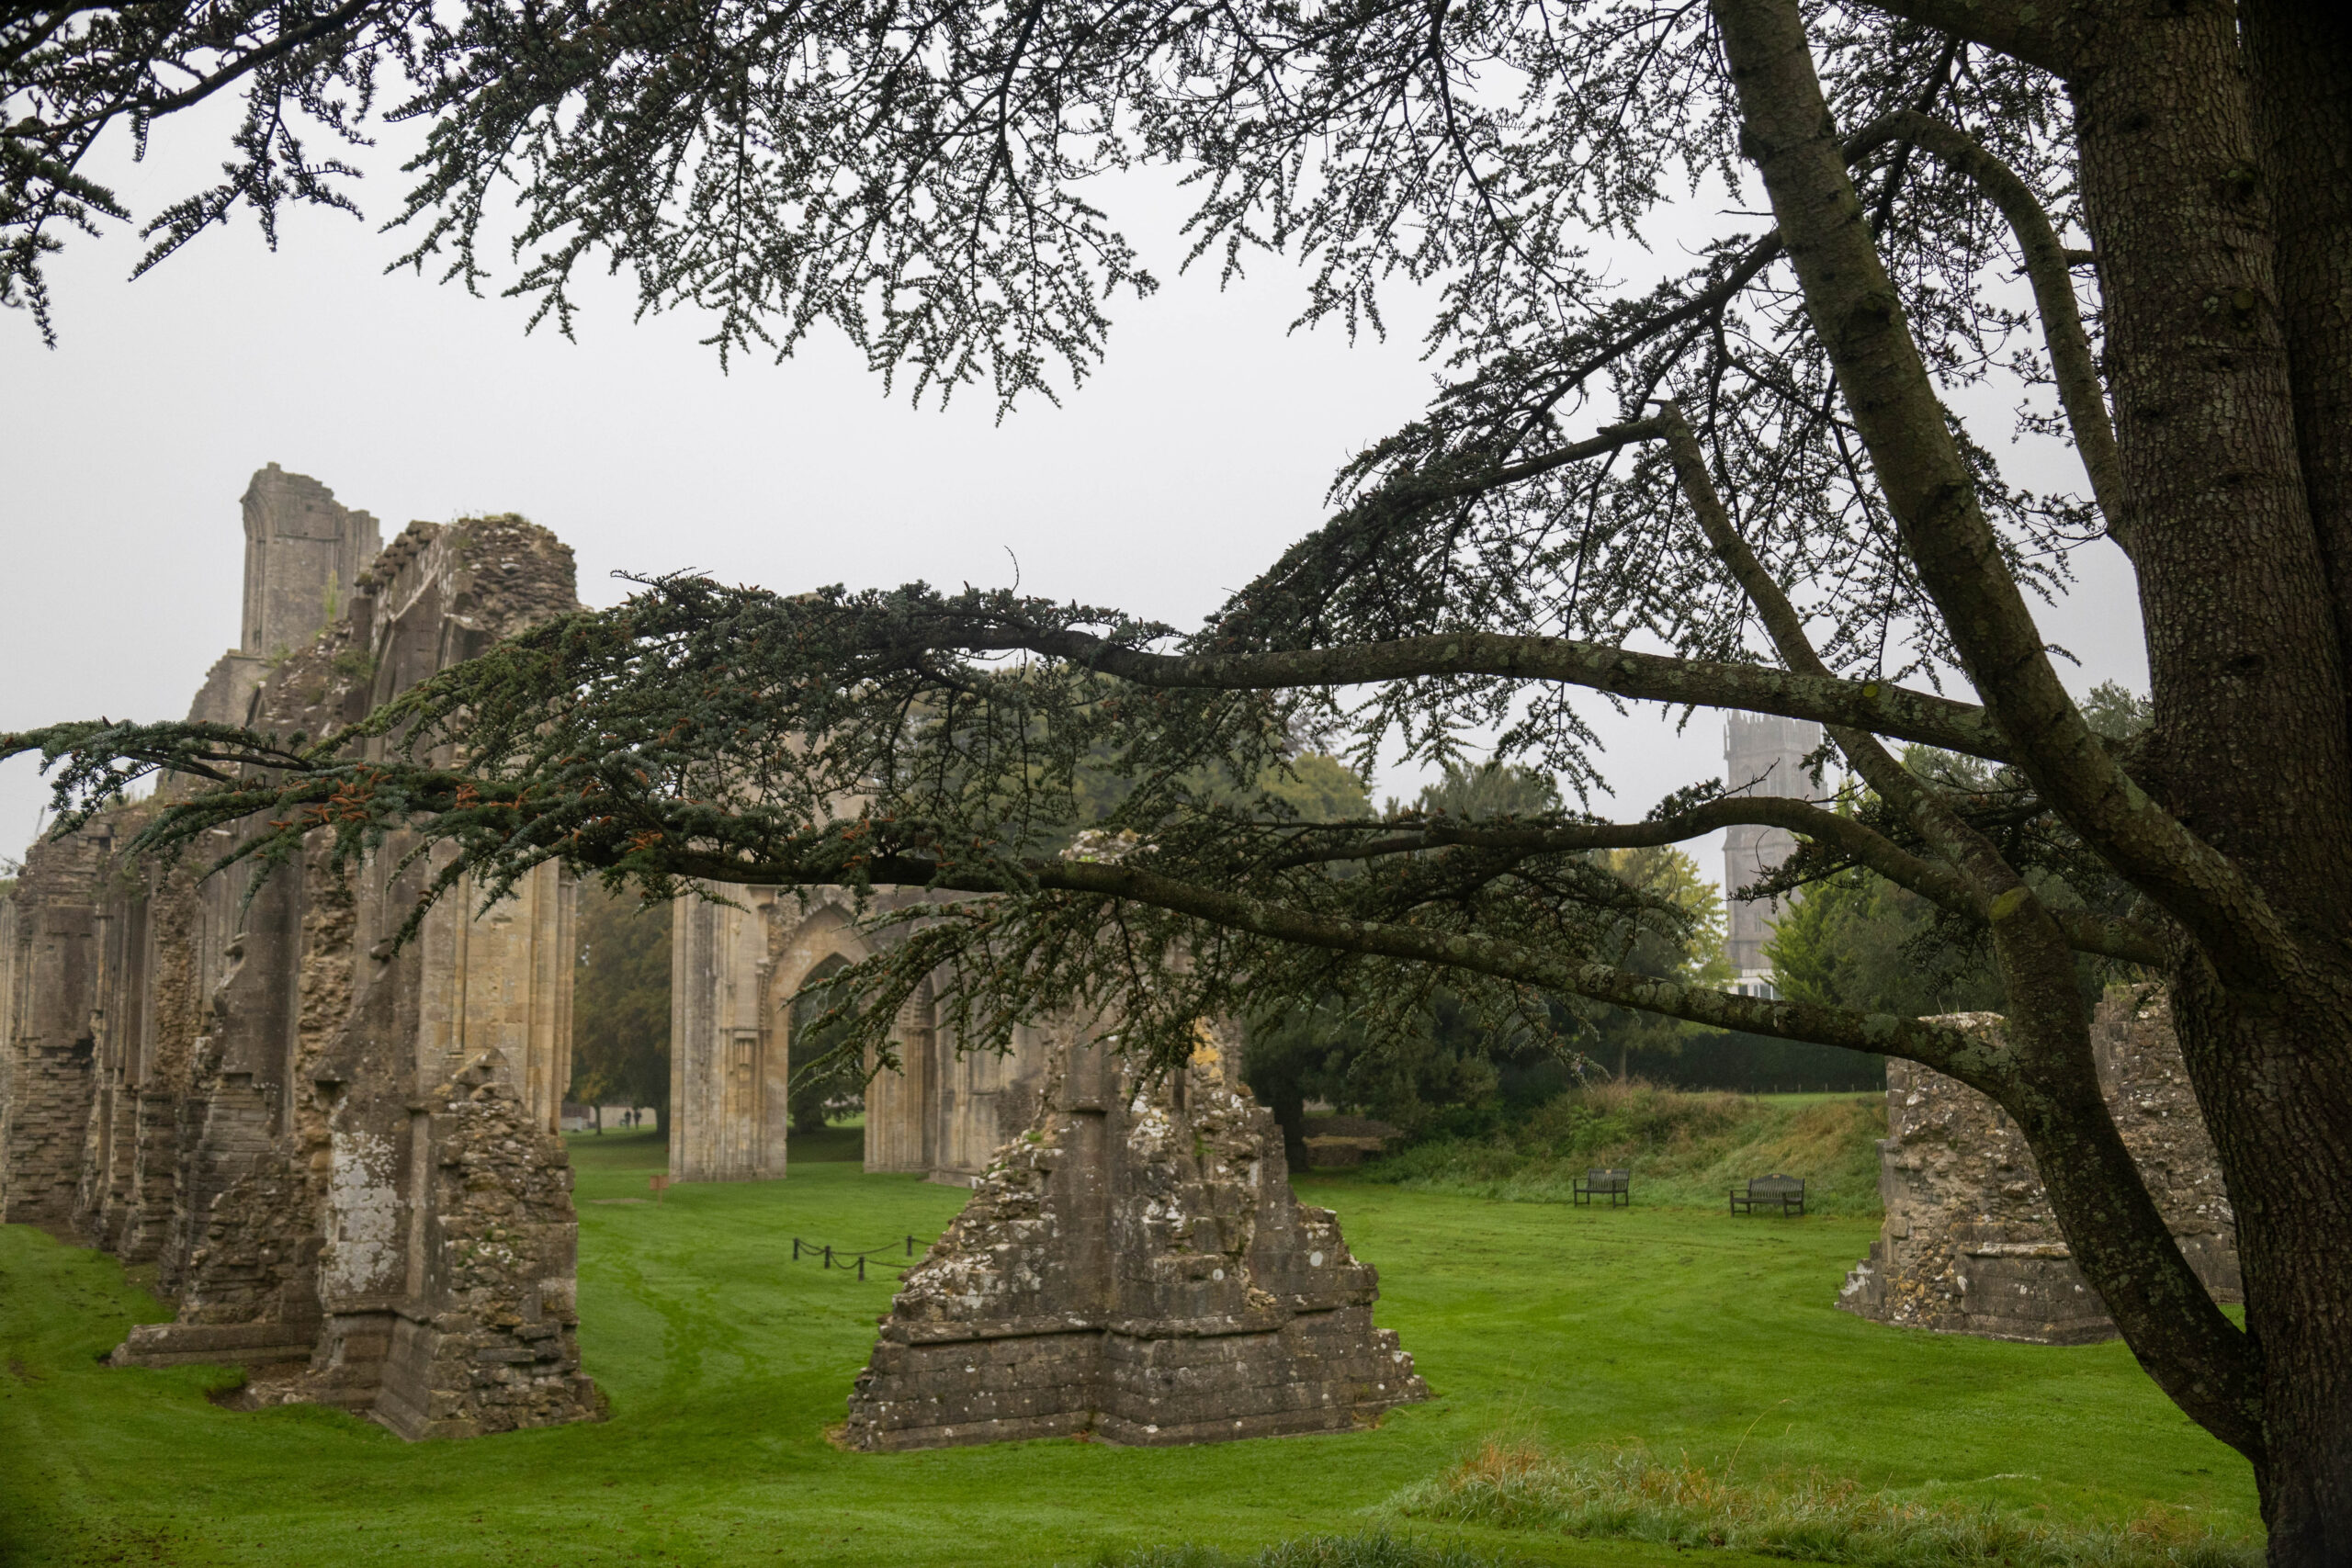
[2069, 2, 2352, 1552]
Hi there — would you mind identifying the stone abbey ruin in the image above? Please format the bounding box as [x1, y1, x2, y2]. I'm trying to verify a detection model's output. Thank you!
[0, 466, 1427, 1447]
[0, 468, 597, 1438]
[0, 468, 2244, 1446]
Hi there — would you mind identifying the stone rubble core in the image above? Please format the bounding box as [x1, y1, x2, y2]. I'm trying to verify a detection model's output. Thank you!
[844, 1025, 1430, 1450]
[0, 467, 601, 1439]
[1836, 985, 2240, 1344]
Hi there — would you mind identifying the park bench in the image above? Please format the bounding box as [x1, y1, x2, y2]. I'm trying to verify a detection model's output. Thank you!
[1574, 1168, 1631, 1207]
[1730, 1174, 1806, 1215]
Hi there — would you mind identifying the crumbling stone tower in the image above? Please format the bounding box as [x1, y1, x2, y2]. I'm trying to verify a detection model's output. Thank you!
[845, 1025, 1429, 1450]
[0, 468, 599, 1440]
[188, 465, 383, 728]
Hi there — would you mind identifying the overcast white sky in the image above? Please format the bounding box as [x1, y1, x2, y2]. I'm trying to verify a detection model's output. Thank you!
[0, 104, 2148, 897]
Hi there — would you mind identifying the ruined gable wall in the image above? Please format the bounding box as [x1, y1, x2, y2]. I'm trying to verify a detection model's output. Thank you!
[1836, 986, 2238, 1343]
[6, 484, 599, 1440]
[308, 513, 595, 1436]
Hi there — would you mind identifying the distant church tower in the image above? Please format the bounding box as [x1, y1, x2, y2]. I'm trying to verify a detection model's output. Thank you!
[1722, 714, 1824, 998]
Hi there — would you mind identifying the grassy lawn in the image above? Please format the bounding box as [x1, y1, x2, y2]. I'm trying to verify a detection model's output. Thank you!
[0, 1124, 2256, 1568]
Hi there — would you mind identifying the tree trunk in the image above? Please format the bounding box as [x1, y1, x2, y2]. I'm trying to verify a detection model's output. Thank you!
[2240, 0, 2352, 707]
[2070, 1, 2352, 1555]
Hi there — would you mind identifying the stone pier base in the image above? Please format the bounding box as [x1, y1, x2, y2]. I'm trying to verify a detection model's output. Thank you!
[845, 1025, 1427, 1450]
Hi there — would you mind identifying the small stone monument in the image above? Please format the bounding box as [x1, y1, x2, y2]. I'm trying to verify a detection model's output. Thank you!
[843, 1025, 1429, 1450]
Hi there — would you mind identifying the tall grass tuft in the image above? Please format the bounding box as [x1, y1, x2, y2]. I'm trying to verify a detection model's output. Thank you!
[1385, 1440, 2260, 1568]
[1098, 1532, 1501, 1568]
[1363, 1081, 1888, 1214]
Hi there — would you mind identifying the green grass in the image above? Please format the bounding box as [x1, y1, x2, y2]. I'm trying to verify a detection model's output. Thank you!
[0, 1127, 2256, 1568]
[1385, 1441, 2255, 1568]
[1362, 1084, 1890, 1215]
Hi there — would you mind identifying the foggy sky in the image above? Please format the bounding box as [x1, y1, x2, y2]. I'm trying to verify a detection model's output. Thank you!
[0, 102, 2149, 897]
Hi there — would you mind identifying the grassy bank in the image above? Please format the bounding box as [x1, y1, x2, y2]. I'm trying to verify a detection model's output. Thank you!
[0, 1127, 2253, 1567]
[1359, 1084, 1888, 1216]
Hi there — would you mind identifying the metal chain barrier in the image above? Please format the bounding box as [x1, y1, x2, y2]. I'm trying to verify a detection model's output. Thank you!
[790, 1235, 926, 1281]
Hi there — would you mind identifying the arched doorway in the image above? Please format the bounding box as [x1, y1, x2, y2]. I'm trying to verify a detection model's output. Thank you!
[784, 954, 864, 1141]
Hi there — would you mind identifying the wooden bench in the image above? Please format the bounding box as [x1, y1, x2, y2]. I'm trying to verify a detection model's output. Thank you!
[1730, 1174, 1805, 1215]
[1574, 1168, 1631, 1207]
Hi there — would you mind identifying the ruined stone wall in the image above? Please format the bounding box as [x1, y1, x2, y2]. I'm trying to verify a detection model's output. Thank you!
[5, 468, 599, 1440]
[367, 1054, 594, 1439]
[846, 1023, 1427, 1450]
[1836, 986, 2238, 1343]
[0, 831, 104, 1232]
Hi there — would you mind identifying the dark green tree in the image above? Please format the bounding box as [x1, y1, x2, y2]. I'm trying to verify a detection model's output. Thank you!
[13, 0, 2352, 1542]
[1768, 867, 2005, 1018]
[571, 882, 672, 1133]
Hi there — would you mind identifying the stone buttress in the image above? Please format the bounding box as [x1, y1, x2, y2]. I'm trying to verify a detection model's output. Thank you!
[844, 1025, 1428, 1450]
[1836, 985, 2239, 1343]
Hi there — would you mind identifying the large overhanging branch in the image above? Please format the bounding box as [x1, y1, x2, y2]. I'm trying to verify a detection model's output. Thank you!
[1275, 796, 2167, 965]
[1847, 0, 2084, 75]
[622, 832, 2017, 1088]
[984, 625, 2016, 761]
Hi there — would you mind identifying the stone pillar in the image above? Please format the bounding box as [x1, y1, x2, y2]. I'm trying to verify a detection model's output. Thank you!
[0, 832, 103, 1231]
[925, 1021, 1051, 1183]
[863, 981, 936, 1173]
[845, 1023, 1429, 1450]
[669, 892, 786, 1180]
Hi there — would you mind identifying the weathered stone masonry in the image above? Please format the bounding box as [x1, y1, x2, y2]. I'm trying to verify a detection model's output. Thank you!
[1837, 985, 2240, 1344]
[0, 467, 599, 1439]
[846, 1024, 1428, 1450]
